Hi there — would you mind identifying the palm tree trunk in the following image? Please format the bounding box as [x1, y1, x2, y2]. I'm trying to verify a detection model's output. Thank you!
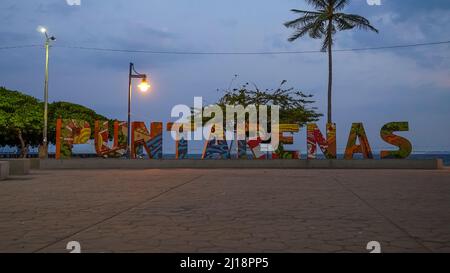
[327, 22, 333, 124]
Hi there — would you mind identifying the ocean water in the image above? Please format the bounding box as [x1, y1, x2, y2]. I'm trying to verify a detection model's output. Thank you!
[308, 153, 450, 166]
[408, 154, 450, 166]
[1, 146, 449, 166]
[164, 153, 450, 166]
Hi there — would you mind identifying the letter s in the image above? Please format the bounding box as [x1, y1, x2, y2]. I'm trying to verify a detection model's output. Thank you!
[380, 122, 412, 159]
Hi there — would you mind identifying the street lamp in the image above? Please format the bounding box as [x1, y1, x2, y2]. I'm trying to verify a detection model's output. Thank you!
[127, 63, 150, 158]
[38, 26, 56, 158]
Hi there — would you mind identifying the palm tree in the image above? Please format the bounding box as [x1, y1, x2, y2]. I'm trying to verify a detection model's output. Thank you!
[284, 0, 378, 124]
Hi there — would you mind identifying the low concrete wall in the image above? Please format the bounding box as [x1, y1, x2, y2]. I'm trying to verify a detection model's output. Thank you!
[0, 161, 9, 180]
[29, 158, 41, 170]
[40, 158, 444, 170]
[2, 159, 31, 175]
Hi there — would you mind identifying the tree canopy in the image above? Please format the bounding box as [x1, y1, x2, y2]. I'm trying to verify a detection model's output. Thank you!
[0, 87, 43, 156]
[47, 101, 111, 144]
[0, 87, 111, 157]
[215, 81, 322, 126]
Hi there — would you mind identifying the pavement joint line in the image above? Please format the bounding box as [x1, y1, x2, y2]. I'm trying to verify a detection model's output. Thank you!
[331, 175, 433, 253]
[31, 174, 204, 253]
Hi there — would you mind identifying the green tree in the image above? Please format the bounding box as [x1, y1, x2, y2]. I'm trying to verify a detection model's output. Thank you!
[215, 81, 322, 127]
[284, 0, 378, 123]
[194, 81, 321, 156]
[193, 81, 321, 129]
[0, 87, 43, 157]
[47, 101, 112, 144]
[0, 87, 114, 157]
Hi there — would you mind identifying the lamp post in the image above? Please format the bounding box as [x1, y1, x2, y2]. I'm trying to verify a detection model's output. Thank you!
[127, 63, 150, 159]
[38, 26, 56, 158]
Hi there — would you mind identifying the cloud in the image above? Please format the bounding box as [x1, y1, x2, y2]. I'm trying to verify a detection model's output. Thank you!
[1, 0, 449, 151]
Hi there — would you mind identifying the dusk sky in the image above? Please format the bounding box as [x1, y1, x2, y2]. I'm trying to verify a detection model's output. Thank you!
[1, 0, 449, 153]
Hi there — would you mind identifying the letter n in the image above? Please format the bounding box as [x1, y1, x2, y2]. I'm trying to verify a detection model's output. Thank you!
[94, 120, 128, 158]
[131, 122, 163, 159]
[307, 123, 336, 159]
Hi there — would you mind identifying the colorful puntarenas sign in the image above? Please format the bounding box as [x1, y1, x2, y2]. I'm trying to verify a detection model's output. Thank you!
[54, 119, 412, 160]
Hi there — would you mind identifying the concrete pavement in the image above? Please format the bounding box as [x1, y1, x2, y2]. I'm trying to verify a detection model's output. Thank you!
[0, 168, 449, 253]
[40, 158, 444, 170]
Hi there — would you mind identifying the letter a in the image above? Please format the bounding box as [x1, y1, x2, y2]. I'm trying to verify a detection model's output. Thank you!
[344, 123, 373, 159]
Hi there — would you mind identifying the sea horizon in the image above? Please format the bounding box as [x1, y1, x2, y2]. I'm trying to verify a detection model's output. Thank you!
[1, 146, 448, 166]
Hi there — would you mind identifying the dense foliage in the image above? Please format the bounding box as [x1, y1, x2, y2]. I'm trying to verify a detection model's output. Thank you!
[0, 87, 43, 156]
[193, 80, 322, 129]
[215, 81, 322, 126]
[47, 101, 111, 145]
[0, 87, 111, 157]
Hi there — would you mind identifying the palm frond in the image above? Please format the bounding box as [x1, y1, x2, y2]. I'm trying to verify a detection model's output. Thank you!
[287, 22, 316, 42]
[305, 0, 328, 9]
[285, 1, 378, 48]
[334, 16, 355, 31]
[290, 9, 321, 15]
[335, 13, 379, 33]
[333, 0, 350, 11]
[308, 20, 326, 39]
[284, 13, 320, 28]
[321, 25, 334, 52]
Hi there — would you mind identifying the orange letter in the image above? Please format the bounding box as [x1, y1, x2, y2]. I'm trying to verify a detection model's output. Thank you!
[344, 123, 373, 159]
[380, 122, 412, 159]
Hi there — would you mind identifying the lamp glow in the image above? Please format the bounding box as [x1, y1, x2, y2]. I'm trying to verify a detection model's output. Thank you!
[138, 79, 151, 92]
[38, 26, 47, 33]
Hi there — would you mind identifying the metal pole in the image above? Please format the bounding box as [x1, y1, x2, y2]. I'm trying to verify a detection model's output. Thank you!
[42, 39, 50, 158]
[127, 63, 133, 159]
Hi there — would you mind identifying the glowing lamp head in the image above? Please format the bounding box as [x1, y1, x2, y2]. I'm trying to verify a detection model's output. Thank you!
[138, 78, 151, 92]
[38, 26, 47, 33]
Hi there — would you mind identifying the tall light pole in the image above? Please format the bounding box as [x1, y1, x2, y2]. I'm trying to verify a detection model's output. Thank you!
[127, 63, 151, 159]
[38, 26, 56, 158]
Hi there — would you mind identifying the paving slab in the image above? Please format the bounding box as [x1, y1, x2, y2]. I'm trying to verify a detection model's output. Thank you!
[40, 159, 444, 170]
[0, 168, 449, 253]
